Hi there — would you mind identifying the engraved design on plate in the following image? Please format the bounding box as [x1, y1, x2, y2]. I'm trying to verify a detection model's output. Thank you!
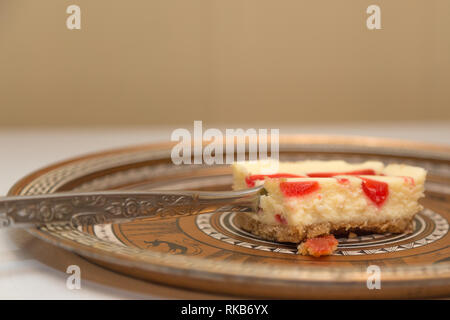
[195, 208, 449, 256]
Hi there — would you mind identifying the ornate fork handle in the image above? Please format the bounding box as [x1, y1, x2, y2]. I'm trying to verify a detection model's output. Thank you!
[0, 188, 262, 229]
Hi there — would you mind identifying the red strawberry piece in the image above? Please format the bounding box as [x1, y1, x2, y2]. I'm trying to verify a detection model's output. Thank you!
[279, 181, 320, 197]
[307, 169, 376, 178]
[336, 177, 349, 184]
[302, 235, 338, 257]
[274, 214, 287, 224]
[399, 176, 415, 186]
[360, 177, 389, 207]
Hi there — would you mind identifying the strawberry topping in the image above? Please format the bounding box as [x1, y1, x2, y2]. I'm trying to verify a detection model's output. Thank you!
[307, 169, 376, 178]
[336, 177, 350, 184]
[279, 181, 320, 197]
[245, 169, 376, 187]
[301, 235, 338, 257]
[399, 176, 415, 186]
[360, 177, 389, 207]
[245, 168, 391, 207]
[274, 214, 287, 224]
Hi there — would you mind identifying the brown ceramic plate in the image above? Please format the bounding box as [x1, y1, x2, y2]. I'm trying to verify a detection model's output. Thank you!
[8, 135, 450, 299]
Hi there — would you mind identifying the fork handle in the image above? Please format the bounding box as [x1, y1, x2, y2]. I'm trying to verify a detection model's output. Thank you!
[0, 188, 261, 229]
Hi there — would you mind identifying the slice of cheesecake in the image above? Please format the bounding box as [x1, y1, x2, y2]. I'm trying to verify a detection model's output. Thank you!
[232, 160, 426, 256]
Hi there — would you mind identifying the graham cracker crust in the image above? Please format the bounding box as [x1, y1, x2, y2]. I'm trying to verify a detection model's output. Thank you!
[235, 212, 414, 243]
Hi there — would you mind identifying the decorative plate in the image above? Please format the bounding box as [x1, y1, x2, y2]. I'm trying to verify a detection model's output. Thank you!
[9, 136, 450, 299]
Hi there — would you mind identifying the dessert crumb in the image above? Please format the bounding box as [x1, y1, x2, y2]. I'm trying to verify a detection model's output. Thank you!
[348, 232, 357, 239]
[296, 235, 338, 257]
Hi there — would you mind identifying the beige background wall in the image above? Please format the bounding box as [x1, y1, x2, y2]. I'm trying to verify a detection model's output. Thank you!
[1, 0, 449, 126]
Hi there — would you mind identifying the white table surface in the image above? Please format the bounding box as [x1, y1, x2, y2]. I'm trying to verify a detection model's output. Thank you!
[0, 123, 449, 299]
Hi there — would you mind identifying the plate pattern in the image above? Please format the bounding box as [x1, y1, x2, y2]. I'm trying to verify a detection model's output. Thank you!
[195, 209, 449, 256]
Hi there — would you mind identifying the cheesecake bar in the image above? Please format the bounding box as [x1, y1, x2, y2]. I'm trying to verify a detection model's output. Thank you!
[232, 160, 426, 255]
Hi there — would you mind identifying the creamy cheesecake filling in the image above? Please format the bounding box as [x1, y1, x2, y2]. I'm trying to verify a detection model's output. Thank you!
[256, 175, 424, 228]
[233, 160, 427, 237]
